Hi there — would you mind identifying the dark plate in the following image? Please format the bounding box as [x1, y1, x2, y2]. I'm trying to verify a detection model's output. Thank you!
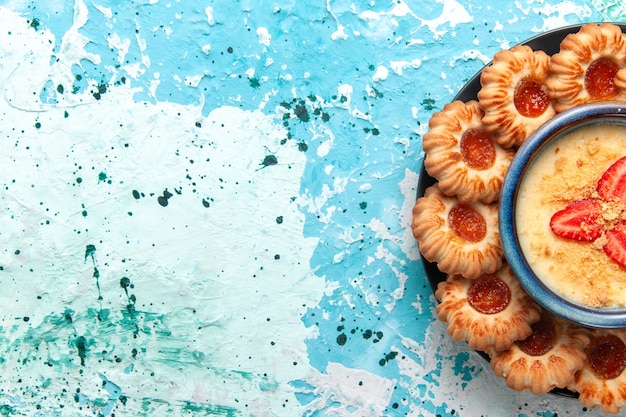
[417, 23, 626, 399]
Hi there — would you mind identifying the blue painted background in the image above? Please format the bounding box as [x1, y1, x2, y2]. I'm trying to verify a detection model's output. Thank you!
[0, 0, 622, 416]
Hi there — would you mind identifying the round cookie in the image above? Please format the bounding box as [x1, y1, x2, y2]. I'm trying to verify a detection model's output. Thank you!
[412, 184, 503, 279]
[478, 44, 556, 148]
[547, 22, 626, 113]
[490, 312, 590, 395]
[423, 100, 515, 204]
[569, 329, 626, 414]
[435, 264, 541, 352]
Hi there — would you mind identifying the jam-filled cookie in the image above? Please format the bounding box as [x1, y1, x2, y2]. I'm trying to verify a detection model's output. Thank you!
[547, 22, 626, 113]
[490, 312, 590, 395]
[435, 264, 541, 352]
[412, 184, 502, 279]
[478, 45, 556, 148]
[423, 100, 515, 204]
[569, 329, 626, 414]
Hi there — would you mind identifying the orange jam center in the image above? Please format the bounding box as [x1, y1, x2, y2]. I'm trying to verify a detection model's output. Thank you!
[467, 274, 511, 314]
[588, 334, 626, 380]
[460, 128, 496, 170]
[513, 77, 550, 118]
[448, 204, 487, 242]
[585, 57, 619, 100]
[516, 315, 556, 356]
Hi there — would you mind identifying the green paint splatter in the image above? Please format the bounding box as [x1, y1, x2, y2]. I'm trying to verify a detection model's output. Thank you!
[259, 154, 277, 168]
[0, 405, 17, 416]
[84, 245, 105, 318]
[378, 351, 398, 366]
[181, 401, 240, 416]
[29, 17, 40, 30]
[85, 244, 96, 261]
[120, 277, 131, 290]
[76, 335, 87, 366]
[93, 83, 107, 100]
[422, 97, 436, 111]
[294, 103, 309, 122]
[249, 77, 260, 88]
[259, 376, 280, 392]
[120, 277, 140, 336]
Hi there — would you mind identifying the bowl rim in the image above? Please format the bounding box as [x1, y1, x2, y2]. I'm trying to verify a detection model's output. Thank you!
[500, 101, 626, 329]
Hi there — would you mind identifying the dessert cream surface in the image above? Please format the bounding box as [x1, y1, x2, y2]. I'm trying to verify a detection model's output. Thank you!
[517, 122, 626, 308]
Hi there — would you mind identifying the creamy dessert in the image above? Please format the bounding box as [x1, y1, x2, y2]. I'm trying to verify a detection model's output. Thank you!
[517, 121, 626, 308]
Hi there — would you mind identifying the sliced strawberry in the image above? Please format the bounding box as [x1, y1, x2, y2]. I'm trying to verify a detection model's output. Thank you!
[549, 198, 603, 242]
[597, 156, 626, 203]
[604, 220, 626, 269]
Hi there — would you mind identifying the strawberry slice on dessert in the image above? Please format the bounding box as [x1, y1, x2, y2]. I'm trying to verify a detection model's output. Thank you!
[549, 198, 603, 242]
[604, 220, 626, 269]
[597, 156, 626, 204]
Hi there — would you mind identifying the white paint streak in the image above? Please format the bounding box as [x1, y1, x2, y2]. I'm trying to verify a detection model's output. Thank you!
[301, 362, 395, 416]
[257, 27, 272, 46]
[205, 6, 215, 26]
[406, 39, 425, 47]
[389, 59, 422, 76]
[95, 4, 113, 19]
[124, 62, 145, 79]
[184, 74, 204, 87]
[359, 10, 380, 21]
[107, 33, 131, 64]
[451, 49, 491, 66]
[317, 138, 333, 157]
[300, 176, 348, 224]
[331, 24, 349, 40]
[336, 84, 353, 110]
[372, 65, 389, 82]
[399, 169, 421, 262]
[367, 218, 409, 311]
[418, 0, 472, 38]
[389, 0, 418, 18]
[529, 1, 593, 33]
